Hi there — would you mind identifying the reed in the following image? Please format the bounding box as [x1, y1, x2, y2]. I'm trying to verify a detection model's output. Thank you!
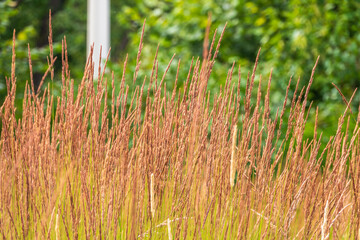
[230, 125, 237, 188]
[150, 173, 156, 219]
[0, 15, 359, 239]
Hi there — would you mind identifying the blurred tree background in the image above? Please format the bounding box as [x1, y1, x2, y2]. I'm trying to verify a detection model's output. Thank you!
[1, 0, 359, 142]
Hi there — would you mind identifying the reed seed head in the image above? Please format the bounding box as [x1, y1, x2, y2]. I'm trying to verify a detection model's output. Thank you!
[230, 124, 237, 188]
[150, 173, 155, 218]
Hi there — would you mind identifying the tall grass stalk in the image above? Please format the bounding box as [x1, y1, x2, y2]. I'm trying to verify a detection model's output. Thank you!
[0, 16, 359, 239]
[230, 125, 237, 188]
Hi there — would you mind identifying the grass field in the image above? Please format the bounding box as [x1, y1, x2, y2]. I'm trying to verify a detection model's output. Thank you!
[1, 19, 360, 239]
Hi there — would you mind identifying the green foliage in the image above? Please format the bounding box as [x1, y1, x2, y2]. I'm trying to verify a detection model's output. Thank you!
[0, 0, 85, 116]
[1, 0, 359, 140]
[116, 0, 360, 99]
[115, 0, 360, 142]
[0, 0, 18, 95]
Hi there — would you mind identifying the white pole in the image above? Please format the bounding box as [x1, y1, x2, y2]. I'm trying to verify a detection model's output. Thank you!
[87, 0, 110, 78]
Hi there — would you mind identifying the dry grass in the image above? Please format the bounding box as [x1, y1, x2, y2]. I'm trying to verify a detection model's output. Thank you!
[1, 17, 360, 240]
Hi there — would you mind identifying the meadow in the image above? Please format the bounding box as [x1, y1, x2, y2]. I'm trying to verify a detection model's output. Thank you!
[1, 19, 360, 239]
